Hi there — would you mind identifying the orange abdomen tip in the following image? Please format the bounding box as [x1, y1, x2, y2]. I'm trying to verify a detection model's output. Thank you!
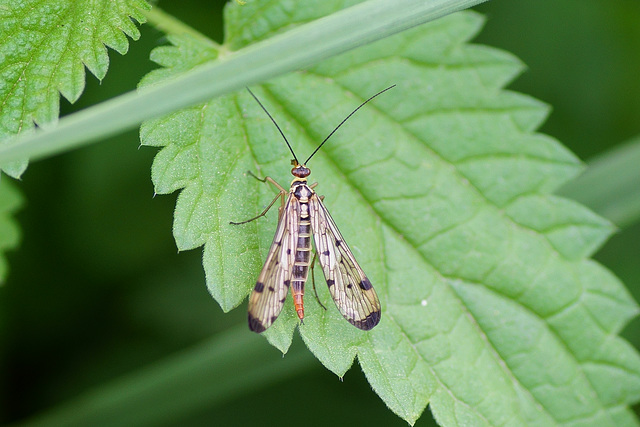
[293, 292, 304, 320]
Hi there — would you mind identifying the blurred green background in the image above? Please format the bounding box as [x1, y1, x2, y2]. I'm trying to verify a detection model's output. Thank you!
[1, 0, 638, 425]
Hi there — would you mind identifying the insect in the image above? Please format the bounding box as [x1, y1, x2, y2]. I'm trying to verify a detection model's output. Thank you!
[232, 85, 395, 333]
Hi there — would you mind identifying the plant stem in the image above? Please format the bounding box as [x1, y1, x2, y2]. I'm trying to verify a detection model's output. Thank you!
[143, 7, 218, 46]
[0, 0, 488, 166]
[21, 326, 314, 427]
[558, 136, 640, 229]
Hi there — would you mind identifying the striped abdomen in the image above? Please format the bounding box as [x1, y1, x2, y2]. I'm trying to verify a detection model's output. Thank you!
[291, 183, 313, 320]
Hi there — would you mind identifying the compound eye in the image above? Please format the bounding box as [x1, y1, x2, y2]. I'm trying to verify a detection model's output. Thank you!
[291, 165, 311, 178]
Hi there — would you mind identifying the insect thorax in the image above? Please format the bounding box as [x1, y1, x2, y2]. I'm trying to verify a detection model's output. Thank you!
[291, 180, 314, 201]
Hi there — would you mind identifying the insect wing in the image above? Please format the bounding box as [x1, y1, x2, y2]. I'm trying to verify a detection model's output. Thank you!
[310, 194, 381, 330]
[248, 194, 299, 332]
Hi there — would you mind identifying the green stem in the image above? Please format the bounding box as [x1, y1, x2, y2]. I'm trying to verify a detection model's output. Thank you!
[0, 0, 488, 166]
[557, 136, 640, 229]
[143, 7, 217, 46]
[21, 326, 314, 427]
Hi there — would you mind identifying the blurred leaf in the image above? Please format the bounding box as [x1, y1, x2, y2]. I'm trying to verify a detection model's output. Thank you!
[558, 135, 640, 229]
[0, 0, 150, 177]
[21, 326, 314, 427]
[0, 179, 22, 283]
[140, 1, 640, 425]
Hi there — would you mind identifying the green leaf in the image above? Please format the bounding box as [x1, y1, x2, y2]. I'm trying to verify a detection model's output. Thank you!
[0, 0, 150, 177]
[141, 2, 640, 425]
[0, 178, 23, 283]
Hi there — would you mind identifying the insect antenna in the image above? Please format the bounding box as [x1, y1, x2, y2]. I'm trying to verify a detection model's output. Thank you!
[303, 84, 396, 165]
[246, 87, 299, 165]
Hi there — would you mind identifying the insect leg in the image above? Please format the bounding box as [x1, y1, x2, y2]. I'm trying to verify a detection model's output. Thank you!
[229, 191, 283, 225]
[310, 251, 328, 311]
[247, 171, 287, 193]
[230, 173, 288, 225]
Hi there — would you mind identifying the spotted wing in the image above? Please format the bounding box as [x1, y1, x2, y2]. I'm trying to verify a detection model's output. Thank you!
[309, 194, 381, 330]
[248, 193, 299, 333]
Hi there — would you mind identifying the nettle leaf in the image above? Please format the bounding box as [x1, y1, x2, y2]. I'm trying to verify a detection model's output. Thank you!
[0, 0, 150, 177]
[140, 2, 640, 425]
[0, 178, 22, 283]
